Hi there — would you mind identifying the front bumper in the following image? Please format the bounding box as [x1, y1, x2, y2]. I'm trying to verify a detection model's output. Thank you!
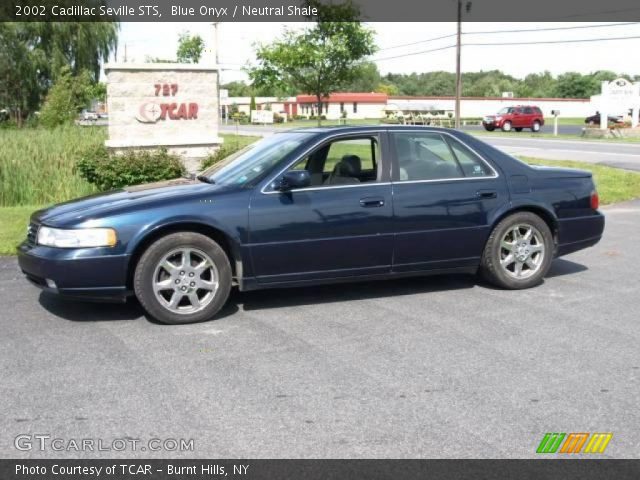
[17, 242, 132, 301]
[482, 119, 502, 128]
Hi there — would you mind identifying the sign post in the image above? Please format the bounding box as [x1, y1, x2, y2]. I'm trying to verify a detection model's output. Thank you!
[551, 110, 560, 136]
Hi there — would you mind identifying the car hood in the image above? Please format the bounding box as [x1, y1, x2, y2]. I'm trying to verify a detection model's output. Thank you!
[32, 178, 227, 226]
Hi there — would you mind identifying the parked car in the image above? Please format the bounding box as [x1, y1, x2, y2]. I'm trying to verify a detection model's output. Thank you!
[18, 127, 604, 324]
[81, 110, 99, 121]
[584, 112, 624, 127]
[483, 106, 544, 132]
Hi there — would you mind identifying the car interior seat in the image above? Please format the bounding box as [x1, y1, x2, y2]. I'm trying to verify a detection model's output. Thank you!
[326, 155, 362, 185]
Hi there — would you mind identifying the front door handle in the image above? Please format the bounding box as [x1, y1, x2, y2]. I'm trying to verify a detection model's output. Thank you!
[476, 190, 497, 199]
[360, 197, 385, 208]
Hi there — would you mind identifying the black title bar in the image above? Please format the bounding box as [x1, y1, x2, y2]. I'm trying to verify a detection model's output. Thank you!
[3, 0, 640, 22]
[2, 459, 640, 480]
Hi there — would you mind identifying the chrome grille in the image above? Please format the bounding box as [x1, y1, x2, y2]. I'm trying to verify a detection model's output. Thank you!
[26, 222, 39, 246]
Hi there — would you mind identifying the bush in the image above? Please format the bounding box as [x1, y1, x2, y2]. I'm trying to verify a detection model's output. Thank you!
[200, 143, 245, 170]
[39, 67, 93, 128]
[77, 146, 185, 191]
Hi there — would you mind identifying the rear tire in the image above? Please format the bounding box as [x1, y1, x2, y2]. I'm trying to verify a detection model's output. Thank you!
[531, 120, 541, 132]
[134, 232, 232, 324]
[501, 121, 512, 132]
[480, 212, 553, 290]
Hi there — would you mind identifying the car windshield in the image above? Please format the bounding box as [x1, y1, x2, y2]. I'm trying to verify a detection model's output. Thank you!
[497, 107, 513, 114]
[200, 132, 313, 186]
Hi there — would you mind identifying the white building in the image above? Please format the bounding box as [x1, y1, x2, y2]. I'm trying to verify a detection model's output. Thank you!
[224, 93, 598, 121]
[388, 96, 594, 118]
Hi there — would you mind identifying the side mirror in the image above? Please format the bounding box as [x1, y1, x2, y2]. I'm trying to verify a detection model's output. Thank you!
[274, 170, 311, 191]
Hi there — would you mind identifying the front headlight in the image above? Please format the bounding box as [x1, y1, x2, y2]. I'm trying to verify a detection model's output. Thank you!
[37, 226, 117, 248]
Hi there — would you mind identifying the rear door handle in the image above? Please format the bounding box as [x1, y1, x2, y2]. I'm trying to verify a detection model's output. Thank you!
[476, 190, 497, 199]
[360, 197, 385, 208]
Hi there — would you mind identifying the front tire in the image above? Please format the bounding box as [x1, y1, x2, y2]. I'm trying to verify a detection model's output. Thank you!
[480, 212, 553, 289]
[501, 121, 512, 132]
[134, 232, 232, 324]
[484, 125, 495, 132]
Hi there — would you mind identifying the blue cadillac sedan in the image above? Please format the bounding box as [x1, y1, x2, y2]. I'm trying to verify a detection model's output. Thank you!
[18, 127, 604, 324]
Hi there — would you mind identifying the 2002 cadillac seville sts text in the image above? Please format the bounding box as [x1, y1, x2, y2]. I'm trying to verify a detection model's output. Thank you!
[18, 127, 605, 324]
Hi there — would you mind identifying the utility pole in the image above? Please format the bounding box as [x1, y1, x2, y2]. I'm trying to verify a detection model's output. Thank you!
[454, 0, 462, 129]
[212, 22, 222, 122]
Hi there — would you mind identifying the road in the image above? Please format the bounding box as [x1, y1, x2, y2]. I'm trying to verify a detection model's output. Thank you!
[1, 200, 639, 459]
[220, 124, 640, 171]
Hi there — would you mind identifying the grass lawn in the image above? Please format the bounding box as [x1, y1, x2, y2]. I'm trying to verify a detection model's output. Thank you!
[521, 157, 640, 205]
[2, 157, 639, 255]
[220, 132, 260, 149]
[0, 206, 39, 255]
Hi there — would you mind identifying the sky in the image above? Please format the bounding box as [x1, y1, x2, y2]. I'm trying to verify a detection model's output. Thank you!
[115, 22, 640, 83]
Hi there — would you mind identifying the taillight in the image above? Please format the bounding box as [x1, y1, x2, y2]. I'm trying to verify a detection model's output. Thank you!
[590, 190, 599, 210]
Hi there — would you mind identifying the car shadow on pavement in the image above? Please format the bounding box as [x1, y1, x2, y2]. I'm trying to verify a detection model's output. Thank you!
[234, 273, 477, 312]
[545, 258, 588, 278]
[38, 292, 145, 322]
[36, 259, 586, 321]
[37, 291, 240, 324]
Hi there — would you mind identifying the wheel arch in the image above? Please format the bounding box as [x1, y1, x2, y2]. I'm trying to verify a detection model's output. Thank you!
[490, 204, 559, 247]
[126, 221, 243, 291]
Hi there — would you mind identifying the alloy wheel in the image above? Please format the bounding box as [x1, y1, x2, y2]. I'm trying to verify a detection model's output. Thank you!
[152, 248, 219, 314]
[499, 224, 545, 279]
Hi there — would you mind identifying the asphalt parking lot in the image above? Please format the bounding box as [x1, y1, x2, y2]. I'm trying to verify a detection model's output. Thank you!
[1, 200, 639, 459]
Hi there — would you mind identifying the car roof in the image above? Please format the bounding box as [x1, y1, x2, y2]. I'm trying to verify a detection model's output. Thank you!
[286, 125, 461, 135]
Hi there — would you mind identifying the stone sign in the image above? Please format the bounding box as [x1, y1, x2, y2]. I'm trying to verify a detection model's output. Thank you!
[104, 63, 223, 171]
[592, 78, 640, 130]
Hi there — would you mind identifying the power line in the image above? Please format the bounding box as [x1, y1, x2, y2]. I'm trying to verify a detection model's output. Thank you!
[465, 21, 640, 35]
[377, 22, 639, 53]
[372, 44, 457, 62]
[466, 33, 640, 46]
[378, 33, 456, 51]
[372, 33, 640, 62]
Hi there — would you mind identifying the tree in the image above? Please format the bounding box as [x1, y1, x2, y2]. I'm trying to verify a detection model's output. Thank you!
[39, 67, 93, 128]
[222, 81, 254, 97]
[249, 0, 375, 125]
[177, 32, 204, 64]
[0, 21, 118, 122]
[553, 72, 599, 98]
[0, 23, 41, 125]
[342, 61, 381, 92]
[249, 95, 257, 112]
